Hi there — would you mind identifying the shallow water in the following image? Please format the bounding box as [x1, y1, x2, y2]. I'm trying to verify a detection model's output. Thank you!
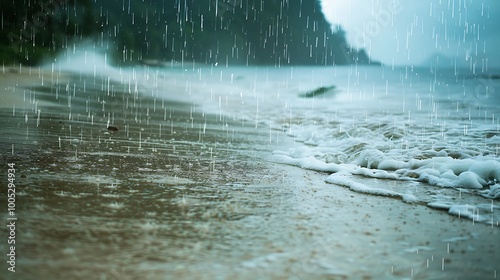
[1, 66, 499, 279]
[131, 64, 500, 223]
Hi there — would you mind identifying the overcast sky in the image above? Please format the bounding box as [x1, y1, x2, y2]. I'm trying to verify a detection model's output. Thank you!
[321, 0, 500, 68]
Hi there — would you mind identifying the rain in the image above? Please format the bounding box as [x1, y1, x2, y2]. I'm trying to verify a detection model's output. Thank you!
[0, 0, 499, 279]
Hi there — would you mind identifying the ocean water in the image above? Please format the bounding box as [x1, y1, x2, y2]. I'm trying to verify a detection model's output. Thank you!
[131, 64, 500, 224]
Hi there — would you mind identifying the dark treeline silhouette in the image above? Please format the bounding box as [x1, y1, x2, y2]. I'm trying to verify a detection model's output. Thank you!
[0, 0, 378, 66]
[0, 0, 95, 65]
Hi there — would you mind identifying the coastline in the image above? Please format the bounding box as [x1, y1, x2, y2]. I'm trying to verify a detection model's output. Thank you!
[0, 67, 498, 279]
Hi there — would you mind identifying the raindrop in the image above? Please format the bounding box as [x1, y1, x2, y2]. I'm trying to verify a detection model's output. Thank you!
[36, 110, 41, 127]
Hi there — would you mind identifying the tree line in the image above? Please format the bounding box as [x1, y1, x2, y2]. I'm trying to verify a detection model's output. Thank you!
[0, 0, 378, 66]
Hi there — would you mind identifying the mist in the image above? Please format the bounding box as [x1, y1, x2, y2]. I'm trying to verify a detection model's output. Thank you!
[322, 0, 500, 69]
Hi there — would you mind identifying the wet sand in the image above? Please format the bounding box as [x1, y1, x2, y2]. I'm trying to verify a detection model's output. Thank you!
[0, 67, 499, 279]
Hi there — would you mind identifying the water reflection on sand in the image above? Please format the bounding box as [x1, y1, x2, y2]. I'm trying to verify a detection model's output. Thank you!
[1, 69, 499, 280]
[0, 73, 292, 279]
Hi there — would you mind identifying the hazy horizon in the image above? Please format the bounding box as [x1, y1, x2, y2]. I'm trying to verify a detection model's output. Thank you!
[321, 0, 500, 69]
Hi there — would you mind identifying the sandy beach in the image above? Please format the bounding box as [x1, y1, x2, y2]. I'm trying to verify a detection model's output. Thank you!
[1, 66, 499, 280]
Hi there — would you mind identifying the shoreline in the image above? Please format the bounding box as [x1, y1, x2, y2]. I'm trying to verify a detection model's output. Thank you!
[0, 68, 499, 279]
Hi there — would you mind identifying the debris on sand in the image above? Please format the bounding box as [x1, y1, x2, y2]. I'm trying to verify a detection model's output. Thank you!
[107, 125, 119, 132]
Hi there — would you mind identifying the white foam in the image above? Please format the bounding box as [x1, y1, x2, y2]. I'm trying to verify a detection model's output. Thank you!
[325, 172, 402, 197]
[482, 184, 500, 199]
[448, 204, 491, 223]
[441, 236, 470, 243]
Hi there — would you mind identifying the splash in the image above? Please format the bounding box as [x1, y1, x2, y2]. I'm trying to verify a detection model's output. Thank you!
[44, 41, 122, 79]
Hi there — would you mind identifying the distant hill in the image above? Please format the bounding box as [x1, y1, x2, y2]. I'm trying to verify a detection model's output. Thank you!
[1, 0, 379, 66]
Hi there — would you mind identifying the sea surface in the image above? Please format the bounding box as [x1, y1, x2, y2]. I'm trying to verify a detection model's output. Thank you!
[137, 63, 500, 224]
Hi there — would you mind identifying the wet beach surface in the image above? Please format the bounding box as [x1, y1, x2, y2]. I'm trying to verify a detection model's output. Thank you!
[0, 70, 283, 278]
[0, 68, 499, 279]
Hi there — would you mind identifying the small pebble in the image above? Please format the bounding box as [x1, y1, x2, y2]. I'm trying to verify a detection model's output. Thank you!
[107, 125, 119, 132]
